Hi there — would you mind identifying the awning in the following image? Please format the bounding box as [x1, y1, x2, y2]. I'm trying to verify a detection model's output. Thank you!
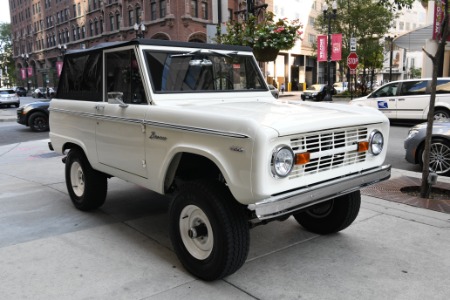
[394, 24, 433, 51]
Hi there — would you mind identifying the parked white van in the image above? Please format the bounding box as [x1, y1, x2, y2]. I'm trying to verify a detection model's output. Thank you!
[349, 78, 450, 121]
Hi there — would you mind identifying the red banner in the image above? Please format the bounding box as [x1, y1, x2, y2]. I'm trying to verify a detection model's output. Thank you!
[27, 67, 33, 77]
[20, 68, 26, 80]
[433, 0, 450, 41]
[56, 61, 63, 77]
[331, 33, 342, 61]
[317, 35, 327, 62]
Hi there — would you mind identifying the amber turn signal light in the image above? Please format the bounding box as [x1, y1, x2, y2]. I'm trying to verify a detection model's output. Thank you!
[295, 152, 310, 165]
[357, 141, 369, 152]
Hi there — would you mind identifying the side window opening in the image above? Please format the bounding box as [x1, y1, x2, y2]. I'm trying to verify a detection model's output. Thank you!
[399, 81, 427, 96]
[436, 79, 450, 94]
[105, 49, 146, 104]
[372, 83, 398, 98]
[57, 51, 102, 101]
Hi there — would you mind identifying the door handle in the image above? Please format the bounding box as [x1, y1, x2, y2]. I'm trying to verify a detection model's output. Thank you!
[397, 98, 405, 101]
[94, 105, 105, 111]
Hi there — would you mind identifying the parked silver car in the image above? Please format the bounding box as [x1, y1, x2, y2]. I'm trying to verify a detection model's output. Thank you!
[404, 121, 450, 176]
[0, 88, 20, 108]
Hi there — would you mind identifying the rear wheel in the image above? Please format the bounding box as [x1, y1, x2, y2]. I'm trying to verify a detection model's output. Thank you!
[169, 180, 249, 281]
[65, 148, 107, 211]
[434, 109, 450, 121]
[293, 191, 361, 234]
[29, 112, 49, 132]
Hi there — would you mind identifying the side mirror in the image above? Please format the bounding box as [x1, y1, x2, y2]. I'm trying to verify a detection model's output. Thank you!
[107, 92, 128, 108]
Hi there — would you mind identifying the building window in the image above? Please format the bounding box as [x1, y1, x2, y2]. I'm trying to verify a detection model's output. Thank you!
[90, 22, 94, 36]
[128, 10, 133, 26]
[201, 2, 207, 19]
[82, 25, 86, 38]
[151, 1, 157, 20]
[309, 16, 314, 26]
[136, 7, 141, 23]
[73, 4, 77, 17]
[228, 9, 233, 21]
[160, 0, 166, 18]
[308, 33, 316, 44]
[116, 14, 120, 29]
[191, 0, 198, 18]
[73, 27, 77, 40]
[110, 15, 114, 31]
[77, 3, 81, 16]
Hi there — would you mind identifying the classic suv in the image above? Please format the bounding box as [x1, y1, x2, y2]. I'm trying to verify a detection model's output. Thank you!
[49, 39, 390, 281]
[350, 78, 450, 121]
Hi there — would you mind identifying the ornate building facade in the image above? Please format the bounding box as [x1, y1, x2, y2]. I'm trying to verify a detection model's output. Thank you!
[10, 0, 264, 89]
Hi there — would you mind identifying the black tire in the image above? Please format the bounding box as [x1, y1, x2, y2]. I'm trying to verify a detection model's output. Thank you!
[434, 109, 450, 121]
[28, 112, 49, 132]
[419, 138, 450, 176]
[293, 191, 361, 234]
[65, 148, 107, 211]
[169, 180, 250, 281]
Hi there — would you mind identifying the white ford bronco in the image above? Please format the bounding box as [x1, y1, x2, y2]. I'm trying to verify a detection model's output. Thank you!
[49, 39, 391, 280]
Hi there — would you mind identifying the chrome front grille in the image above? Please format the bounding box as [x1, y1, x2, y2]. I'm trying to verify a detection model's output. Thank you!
[289, 127, 368, 178]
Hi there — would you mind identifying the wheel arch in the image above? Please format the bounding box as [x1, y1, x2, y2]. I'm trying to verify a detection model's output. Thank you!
[164, 151, 226, 194]
[25, 108, 49, 126]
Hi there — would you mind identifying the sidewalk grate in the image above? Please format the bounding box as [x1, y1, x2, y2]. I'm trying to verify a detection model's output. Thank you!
[362, 176, 450, 214]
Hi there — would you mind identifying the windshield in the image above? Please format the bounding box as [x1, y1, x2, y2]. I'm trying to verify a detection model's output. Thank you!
[144, 50, 266, 93]
[309, 85, 322, 91]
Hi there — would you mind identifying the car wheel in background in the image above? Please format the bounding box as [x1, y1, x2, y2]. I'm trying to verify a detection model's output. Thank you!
[28, 112, 49, 132]
[419, 138, 450, 176]
[434, 109, 450, 121]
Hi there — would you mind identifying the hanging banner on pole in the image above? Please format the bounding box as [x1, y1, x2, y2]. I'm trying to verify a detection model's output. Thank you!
[56, 61, 63, 77]
[20, 68, 26, 80]
[331, 33, 342, 61]
[317, 35, 327, 62]
[27, 67, 33, 77]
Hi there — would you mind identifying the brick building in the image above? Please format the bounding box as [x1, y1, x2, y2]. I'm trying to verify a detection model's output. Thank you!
[10, 0, 271, 90]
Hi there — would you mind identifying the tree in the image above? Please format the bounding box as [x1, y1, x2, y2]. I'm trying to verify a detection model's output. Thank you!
[0, 22, 15, 87]
[420, 0, 449, 198]
[315, 0, 395, 94]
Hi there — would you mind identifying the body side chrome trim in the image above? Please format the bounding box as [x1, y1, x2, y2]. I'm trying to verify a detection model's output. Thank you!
[248, 164, 391, 220]
[49, 107, 250, 139]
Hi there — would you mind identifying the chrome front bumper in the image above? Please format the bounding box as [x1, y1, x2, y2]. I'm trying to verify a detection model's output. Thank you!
[248, 165, 391, 220]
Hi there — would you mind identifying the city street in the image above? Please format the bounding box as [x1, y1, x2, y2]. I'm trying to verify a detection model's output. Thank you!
[1, 94, 450, 299]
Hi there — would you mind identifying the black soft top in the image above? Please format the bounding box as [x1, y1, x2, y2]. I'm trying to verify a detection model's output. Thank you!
[67, 39, 253, 56]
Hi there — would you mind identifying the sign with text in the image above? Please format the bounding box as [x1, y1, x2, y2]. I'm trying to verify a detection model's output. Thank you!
[347, 52, 359, 70]
[331, 33, 342, 61]
[317, 35, 327, 62]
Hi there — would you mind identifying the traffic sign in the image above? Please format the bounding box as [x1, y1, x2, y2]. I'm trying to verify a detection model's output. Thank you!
[347, 52, 359, 70]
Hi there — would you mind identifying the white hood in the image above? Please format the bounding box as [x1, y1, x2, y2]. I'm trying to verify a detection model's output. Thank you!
[156, 98, 388, 137]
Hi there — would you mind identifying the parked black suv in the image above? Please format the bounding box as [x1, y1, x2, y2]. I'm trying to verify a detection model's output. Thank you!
[17, 99, 50, 131]
[15, 87, 27, 96]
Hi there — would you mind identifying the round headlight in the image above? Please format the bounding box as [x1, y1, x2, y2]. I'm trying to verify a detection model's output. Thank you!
[369, 130, 384, 155]
[271, 145, 295, 178]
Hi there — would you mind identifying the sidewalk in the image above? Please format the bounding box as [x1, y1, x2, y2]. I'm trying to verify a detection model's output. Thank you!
[0, 139, 449, 299]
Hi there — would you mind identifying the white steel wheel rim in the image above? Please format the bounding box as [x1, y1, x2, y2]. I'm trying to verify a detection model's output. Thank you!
[427, 142, 450, 174]
[70, 161, 85, 197]
[179, 204, 214, 260]
[434, 112, 449, 121]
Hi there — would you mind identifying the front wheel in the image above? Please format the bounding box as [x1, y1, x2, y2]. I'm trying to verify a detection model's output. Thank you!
[293, 191, 361, 234]
[419, 138, 450, 176]
[29, 112, 49, 132]
[65, 148, 107, 211]
[169, 180, 250, 281]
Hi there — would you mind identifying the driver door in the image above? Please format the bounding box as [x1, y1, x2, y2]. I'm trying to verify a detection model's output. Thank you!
[95, 48, 149, 178]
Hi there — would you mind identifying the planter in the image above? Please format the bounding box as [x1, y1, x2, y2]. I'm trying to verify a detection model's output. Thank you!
[253, 47, 280, 62]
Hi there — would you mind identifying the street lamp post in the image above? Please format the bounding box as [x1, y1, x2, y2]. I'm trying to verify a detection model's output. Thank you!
[323, 0, 337, 101]
[21, 53, 30, 93]
[58, 44, 67, 56]
[134, 22, 146, 39]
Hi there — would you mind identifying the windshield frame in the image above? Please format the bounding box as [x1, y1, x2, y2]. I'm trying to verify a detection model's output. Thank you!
[143, 49, 268, 94]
